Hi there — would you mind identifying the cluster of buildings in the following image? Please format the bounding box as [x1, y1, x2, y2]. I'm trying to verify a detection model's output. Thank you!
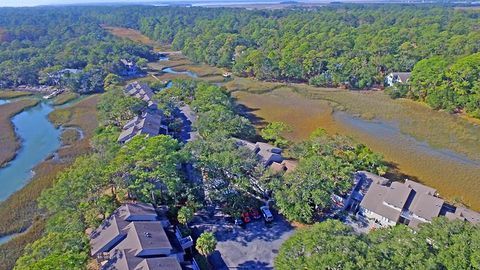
[90, 203, 198, 270]
[118, 82, 167, 144]
[118, 81, 199, 144]
[235, 139, 296, 173]
[342, 171, 480, 228]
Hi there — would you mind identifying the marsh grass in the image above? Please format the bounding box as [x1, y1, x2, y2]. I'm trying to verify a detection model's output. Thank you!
[0, 95, 99, 268]
[0, 90, 33, 99]
[61, 128, 80, 145]
[0, 218, 45, 270]
[51, 91, 79, 106]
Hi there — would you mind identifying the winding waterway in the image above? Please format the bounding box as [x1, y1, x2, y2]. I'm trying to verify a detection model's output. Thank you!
[0, 101, 61, 201]
[162, 67, 198, 78]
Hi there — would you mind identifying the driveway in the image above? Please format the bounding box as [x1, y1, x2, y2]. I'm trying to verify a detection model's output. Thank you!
[191, 209, 295, 269]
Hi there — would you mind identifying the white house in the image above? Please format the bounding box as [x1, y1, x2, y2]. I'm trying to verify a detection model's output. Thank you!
[385, 72, 411, 87]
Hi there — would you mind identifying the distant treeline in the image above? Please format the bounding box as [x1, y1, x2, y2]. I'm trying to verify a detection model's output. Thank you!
[0, 5, 478, 114]
[99, 5, 480, 116]
[0, 7, 155, 92]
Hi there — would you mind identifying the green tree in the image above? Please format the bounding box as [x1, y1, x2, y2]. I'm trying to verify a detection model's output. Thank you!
[177, 206, 195, 226]
[111, 135, 187, 205]
[275, 220, 367, 270]
[260, 121, 292, 148]
[14, 232, 88, 270]
[196, 232, 217, 258]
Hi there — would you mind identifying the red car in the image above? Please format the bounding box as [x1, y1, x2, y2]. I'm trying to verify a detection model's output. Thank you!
[241, 212, 251, 223]
[250, 208, 261, 220]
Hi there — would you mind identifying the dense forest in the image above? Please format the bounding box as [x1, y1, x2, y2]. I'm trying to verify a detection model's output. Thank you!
[0, 7, 155, 92]
[104, 5, 480, 117]
[0, 5, 478, 115]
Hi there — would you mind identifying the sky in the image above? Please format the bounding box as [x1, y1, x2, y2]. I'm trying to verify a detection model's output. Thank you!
[1, 0, 152, 7]
[1, 0, 335, 8]
[0, 0, 316, 7]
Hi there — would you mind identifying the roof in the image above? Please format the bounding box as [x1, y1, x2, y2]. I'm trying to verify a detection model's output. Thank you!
[383, 182, 412, 209]
[234, 139, 257, 152]
[409, 193, 444, 221]
[125, 81, 155, 102]
[140, 257, 183, 270]
[90, 215, 128, 256]
[281, 160, 298, 172]
[118, 112, 162, 143]
[358, 173, 452, 227]
[269, 162, 286, 173]
[391, 72, 411, 82]
[118, 203, 158, 222]
[103, 249, 182, 270]
[360, 182, 401, 222]
[90, 203, 158, 256]
[404, 179, 436, 195]
[234, 139, 284, 166]
[114, 221, 172, 257]
[408, 217, 425, 229]
[451, 207, 480, 224]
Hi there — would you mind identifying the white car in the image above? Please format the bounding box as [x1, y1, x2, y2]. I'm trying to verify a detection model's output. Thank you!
[260, 206, 273, 222]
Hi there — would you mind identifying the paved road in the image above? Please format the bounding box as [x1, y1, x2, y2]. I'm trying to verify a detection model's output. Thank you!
[191, 210, 295, 269]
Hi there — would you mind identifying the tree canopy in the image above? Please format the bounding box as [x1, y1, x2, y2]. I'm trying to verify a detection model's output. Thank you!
[275, 218, 480, 270]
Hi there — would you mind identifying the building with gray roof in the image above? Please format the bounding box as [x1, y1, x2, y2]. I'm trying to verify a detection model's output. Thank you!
[235, 139, 284, 167]
[103, 249, 183, 270]
[351, 172, 449, 228]
[90, 203, 198, 270]
[118, 112, 166, 144]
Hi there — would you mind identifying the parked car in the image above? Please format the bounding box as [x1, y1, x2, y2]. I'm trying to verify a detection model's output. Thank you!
[241, 212, 251, 223]
[235, 217, 244, 227]
[260, 206, 274, 222]
[250, 208, 261, 220]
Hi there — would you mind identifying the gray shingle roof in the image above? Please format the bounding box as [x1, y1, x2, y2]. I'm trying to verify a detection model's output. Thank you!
[102, 249, 182, 270]
[383, 182, 412, 209]
[409, 193, 444, 221]
[90, 203, 158, 256]
[118, 112, 162, 143]
[90, 215, 129, 256]
[114, 221, 173, 257]
[360, 182, 402, 223]
[391, 72, 411, 82]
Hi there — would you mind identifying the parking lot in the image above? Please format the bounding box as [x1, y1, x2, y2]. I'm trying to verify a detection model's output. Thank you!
[191, 209, 295, 270]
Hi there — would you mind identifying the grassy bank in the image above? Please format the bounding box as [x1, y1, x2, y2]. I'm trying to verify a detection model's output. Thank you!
[50, 91, 79, 106]
[0, 218, 45, 270]
[0, 99, 40, 167]
[0, 95, 99, 270]
[0, 90, 33, 99]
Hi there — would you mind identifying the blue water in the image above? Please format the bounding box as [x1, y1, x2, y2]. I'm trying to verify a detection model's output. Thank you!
[0, 99, 10, 105]
[334, 112, 480, 166]
[162, 67, 198, 78]
[0, 233, 17, 245]
[0, 102, 61, 201]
